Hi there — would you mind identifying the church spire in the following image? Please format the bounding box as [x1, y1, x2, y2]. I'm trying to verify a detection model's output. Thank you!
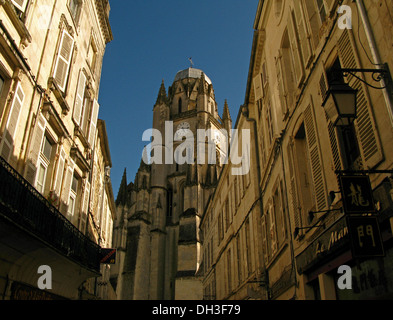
[155, 79, 168, 106]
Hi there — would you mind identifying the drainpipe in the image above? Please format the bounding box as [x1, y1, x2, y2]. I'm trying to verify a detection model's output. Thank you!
[355, 0, 393, 128]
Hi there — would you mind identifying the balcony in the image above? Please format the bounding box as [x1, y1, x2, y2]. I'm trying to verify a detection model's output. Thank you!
[0, 156, 101, 273]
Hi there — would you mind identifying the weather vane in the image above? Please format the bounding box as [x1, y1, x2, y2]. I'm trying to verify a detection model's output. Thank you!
[189, 57, 194, 68]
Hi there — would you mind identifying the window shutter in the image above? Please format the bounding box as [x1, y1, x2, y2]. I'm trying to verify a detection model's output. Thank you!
[253, 73, 263, 102]
[73, 70, 86, 126]
[53, 147, 66, 198]
[88, 99, 100, 147]
[337, 30, 383, 169]
[1, 82, 24, 161]
[304, 104, 327, 211]
[90, 165, 96, 209]
[261, 214, 268, 261]
[80, 180, 90, 233]
[53, 30, 74, 92]
[287, 142, 301, 229]
[60, 158, 75, 214]
[11, 0, 28, 12]
[276, 55, 288, 117]
[25, 113, 46, 186]
[269, 202, 277, 254]
[293, 1, 313, 68]
[287, 11, 304, 87]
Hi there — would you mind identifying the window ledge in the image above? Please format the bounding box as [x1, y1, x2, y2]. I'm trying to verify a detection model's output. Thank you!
[70, 145, 91, 174]
[48, 77, 70, 115]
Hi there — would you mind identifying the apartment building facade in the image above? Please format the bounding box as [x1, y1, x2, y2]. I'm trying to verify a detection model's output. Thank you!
[0, 0, 115, 300]
[202, 0, 393, 300]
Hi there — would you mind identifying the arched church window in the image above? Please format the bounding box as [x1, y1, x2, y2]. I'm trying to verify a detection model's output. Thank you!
[167, 187, 173, 218]
[178, 98, 182, 114]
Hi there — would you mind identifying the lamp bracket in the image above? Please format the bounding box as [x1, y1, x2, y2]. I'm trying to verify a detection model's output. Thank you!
[333, 65, 392, 90]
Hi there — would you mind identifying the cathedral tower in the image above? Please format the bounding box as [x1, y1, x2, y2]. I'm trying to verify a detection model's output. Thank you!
[114, 67, 231, 300]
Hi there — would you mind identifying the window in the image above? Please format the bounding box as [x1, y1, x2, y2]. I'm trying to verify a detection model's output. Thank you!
[36, 136, 53, 194]
[11, 0, 29, 20]
[316, 0, 327, 23]
[41, 136, 52, 161]
[87, 36, 98, 73]
[178, 98, 182, 114]
[166, 187, 173, 218]
[36, 163, 47, 194]
[69, 0, 82, 24]
[0, 75, 4, 96]
[67, 174, 79, 221]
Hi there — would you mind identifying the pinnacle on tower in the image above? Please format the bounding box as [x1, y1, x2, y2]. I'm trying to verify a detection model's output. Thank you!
[116, 168, 128, 206]
[198, 72, 207, 95]
[155, 79, 168, 106]
[222, 99, 232, 121]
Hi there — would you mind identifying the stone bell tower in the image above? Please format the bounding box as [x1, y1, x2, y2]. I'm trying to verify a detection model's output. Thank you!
[113, 67, 232, 300]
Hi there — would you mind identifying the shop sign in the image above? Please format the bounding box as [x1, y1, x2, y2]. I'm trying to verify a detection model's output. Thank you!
[100, 248, 117, 264]
[346, 216, 385, 259]
[339, 175, 376, 215]
[296, 216, 350, 274]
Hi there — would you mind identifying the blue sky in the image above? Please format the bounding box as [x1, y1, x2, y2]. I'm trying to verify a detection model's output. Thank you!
[98, 0, 259, 197]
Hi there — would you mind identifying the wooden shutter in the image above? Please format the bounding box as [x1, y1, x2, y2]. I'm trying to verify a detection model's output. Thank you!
[253, 73, 263, 102]
[53, 30, 74, 92]
[53, 147, 66, 197]
[287, 11, 304, 87]
[1, 82, 24, 161]
[293, 1, 313, 68]
[276, 54, 288, 117]
[304, 104, 327, 211]
[337, 30, 383, 169]
[88, 99, 100, 147]
[261, 214, 268, 261]
[287, 142, 301, 229]
[11, 0, 28, 12]
[25, 113, 46, 186]
[73, 70, 86, 126]
[60, 158, 75, 214]
[80, 180, 90, 233]
[269, 202, 277, 254]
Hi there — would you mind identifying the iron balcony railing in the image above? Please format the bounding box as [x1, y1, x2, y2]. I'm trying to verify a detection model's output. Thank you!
[0, 156, 101, 272]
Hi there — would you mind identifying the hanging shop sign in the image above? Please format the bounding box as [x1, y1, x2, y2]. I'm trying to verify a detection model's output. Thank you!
[339, 175, 376, 215]
[346, 216, 385, 259]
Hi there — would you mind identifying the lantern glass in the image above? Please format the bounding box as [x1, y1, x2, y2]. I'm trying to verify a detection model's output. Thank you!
[323, 82, 358, 127]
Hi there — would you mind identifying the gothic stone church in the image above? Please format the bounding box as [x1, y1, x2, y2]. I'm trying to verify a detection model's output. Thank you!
[113, 68, 232, 300]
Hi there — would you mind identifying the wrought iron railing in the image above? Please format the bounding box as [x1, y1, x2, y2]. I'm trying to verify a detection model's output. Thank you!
[0, 156, 101, 272]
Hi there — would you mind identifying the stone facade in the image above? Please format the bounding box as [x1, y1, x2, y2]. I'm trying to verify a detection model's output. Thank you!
[0, 0, 115, 300]
[201, 0, 393, 300]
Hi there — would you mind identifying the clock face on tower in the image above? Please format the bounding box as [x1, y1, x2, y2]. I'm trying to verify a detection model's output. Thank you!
[176, 122, 191, 137]
[177, 122, 190, 131]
